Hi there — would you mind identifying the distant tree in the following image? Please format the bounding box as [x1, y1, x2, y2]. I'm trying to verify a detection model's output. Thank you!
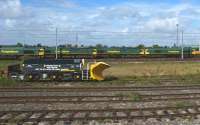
[152, 44, 160, 48]
[80, 44, 84, 48]
[111, 46, 117, 48]
[103, 45, 108, 48]
[136, 44, 145, 49]
[24, 44, 29, 47]
[16, 42, 23, 47]
[96, 44, 103, 48]
[74, 44, 78, 48]
[173, 43, 177, 47]
[37, 43, 42, 47]
[59, 45, 65, 47]
[65, 44, 72, 48]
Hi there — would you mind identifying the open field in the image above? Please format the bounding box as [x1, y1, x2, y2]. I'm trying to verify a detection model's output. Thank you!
[105, 61, 200, 77]
[103, 61, 200, 85]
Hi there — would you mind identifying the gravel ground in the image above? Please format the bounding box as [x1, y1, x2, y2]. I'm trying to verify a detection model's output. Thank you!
[3, 118, 200, 125]
[18, 118, 200, 125]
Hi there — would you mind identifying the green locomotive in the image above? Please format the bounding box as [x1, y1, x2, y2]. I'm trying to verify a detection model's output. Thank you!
[0, 45, 199, 59]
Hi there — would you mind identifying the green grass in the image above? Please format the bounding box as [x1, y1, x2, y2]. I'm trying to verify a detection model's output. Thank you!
[0, 60, 21, 69]
[105, 61, 200, 77]
[175, 101, 194, 108]
[102, 61, 200, 85]
[114, 92, 142, 101]
[127, 92, 142, 101]
[0, 60, 23, 87]
[0, 77, 18, 86]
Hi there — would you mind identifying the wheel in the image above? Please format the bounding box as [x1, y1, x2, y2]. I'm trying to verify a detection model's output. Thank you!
[56, 74, 63, 81]
[24, 74, 33, 81]
[50, 74, 57, 81]
[33, 74, 40, 81]
[73, 73, 81, 81]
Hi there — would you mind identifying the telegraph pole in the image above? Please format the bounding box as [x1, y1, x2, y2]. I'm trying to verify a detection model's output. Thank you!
[23, 33, 26, 61]
[75, 32, 78, 43]
[56, 28, 58, 59]
[199, 41, 200, 51]
[181, 30, 184, 60]
[176, 24, 179, 47]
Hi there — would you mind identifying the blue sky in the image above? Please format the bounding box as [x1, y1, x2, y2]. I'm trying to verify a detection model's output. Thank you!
[21, 0, 200, 7]
[1, 0, 200, 46]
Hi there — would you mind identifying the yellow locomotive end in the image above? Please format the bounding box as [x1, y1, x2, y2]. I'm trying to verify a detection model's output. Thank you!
[89, 62, 110, 81]
[38, 48, 45, 57]
[192, 50, 200, 55]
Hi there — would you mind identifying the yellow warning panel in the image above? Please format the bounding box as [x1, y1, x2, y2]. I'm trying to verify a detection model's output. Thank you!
[192, 51, 200, 55]
[90, 62, 110, 81]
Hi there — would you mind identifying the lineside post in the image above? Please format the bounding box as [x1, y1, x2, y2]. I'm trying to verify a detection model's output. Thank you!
[56, 28, 58, 59]
[181, 30, 184, 60]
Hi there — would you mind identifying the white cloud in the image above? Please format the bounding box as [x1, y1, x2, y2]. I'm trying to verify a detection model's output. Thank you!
[0, 0, 22, 18]
[57, 0, 77, 8]
[121, 28, 129, 33]
[145, 17, 178, 32]
[5, 19, 16, 27]
[88, 14, 99, 19]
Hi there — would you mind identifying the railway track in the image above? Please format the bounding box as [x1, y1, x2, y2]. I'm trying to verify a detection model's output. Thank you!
[1, 92, 200, 104]
[1, 85, 200, 104]
[1, 85, 200, 124]
[0, 105, 200, 124]
[1, 85, 200, 92]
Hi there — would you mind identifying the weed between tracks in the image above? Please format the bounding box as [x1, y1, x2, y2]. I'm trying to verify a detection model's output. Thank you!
[114, 92, 142, 101]
[128, 93, 142, 101]
[174, 101, 194, 108]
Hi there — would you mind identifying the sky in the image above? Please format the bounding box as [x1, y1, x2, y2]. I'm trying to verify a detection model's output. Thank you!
[1, 0, 200, 46]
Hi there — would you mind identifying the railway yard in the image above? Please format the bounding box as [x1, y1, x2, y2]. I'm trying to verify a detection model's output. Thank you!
[0, 60, 200, 124]
[2, 0, 200, 125]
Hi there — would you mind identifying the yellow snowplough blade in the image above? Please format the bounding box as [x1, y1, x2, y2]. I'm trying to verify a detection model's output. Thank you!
[90, 62, 110, 81]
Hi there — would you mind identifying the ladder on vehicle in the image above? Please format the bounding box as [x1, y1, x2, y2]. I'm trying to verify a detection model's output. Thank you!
[81, 64, 90, 80]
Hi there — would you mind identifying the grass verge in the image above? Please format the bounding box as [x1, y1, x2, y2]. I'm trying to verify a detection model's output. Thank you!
[0, 77, 18, 86]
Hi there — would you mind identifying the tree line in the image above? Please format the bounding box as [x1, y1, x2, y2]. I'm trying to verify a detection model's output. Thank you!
[5, 42, 171, 48]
